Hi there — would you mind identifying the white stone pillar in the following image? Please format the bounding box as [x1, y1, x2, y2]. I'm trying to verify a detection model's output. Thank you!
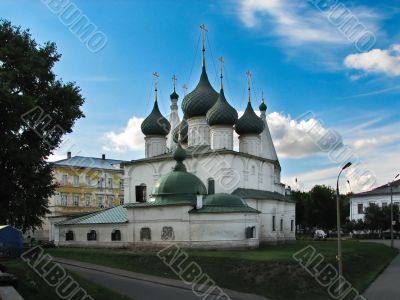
[187, 116, 210, 147]
[210, 125, 233, 150]
[145, 136, 167, 158]
[239, 134, 261, 156]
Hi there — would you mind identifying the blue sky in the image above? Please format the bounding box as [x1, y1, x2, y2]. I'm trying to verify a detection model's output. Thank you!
[2, 0, 399, 192]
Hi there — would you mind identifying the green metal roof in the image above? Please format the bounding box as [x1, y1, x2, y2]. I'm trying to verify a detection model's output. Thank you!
[181, 66, 219, 118]
[190, 206, 259, 214]
[206, 88, 238, 126]
[235, 102, 265, 135]
[141, 99, 171, 136]
[124, 200, 194, 208]
[259, 100, 267, 112]
[232, 188, 294, 202]
[203, 193, 247, 207]
[56, 205, 128, 225]
[173, 117, 188, 143]
[170, 90, 179, 100]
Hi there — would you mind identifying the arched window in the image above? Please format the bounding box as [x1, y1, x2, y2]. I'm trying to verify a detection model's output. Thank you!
[66, 230, 74, 241]
[140, 227, 151, 241]
[87, 230, 97, 241]
[161, 226, 174, 240]
[251, 165, 256, 175]
[207, 178, 215, 195]
[111, 229, 121, 241]
[245, 226, 256, 239]
[135, 183, 147, 203]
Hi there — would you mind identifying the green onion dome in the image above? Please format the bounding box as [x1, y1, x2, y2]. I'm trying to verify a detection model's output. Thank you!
[235, 102, 265, 135]
[181, 66, 219, 118]
[206, 88, 238, 126]
[172, 116, 188, 143]
[141, 100, 171, 136]
[152, 143, 207, 203]
[259, 100, 267, 112]
[203, 193, 247, 207]
[170, 90, 179, 100]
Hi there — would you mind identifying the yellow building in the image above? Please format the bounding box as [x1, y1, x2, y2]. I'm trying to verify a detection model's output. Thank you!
[33, 153, 126, 240]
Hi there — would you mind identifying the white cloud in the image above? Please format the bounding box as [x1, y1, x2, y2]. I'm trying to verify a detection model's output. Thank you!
[350, 135, 397, 150]
[102, 117, 145, 152]
[267, 112, 333, 158]
[344, 44, 400, 76]
[236, 0, 380, 46]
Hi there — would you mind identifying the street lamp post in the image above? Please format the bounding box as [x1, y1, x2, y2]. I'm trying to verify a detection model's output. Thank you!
[390, 174, 399, 249]
[336, 162, 352, 295]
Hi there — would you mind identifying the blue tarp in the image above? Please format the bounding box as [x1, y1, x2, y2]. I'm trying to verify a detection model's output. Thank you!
[0, 225, 23, 257]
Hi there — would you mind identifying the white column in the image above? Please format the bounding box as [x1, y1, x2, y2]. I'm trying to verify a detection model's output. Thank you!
[145, 136, 167, 158]
[239, 134, 261, 156]
[187, 116, 210, 147]
[210, 125, 233, 150]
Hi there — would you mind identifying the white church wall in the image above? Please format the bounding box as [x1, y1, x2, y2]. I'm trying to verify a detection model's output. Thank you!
[124, 152, 282, 204]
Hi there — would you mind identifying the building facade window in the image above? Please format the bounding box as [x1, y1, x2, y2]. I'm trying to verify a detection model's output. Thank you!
[357, 203, 364, 214]
[73, 175, 79, 187]
[120, 179, 124, 190]
[73, 194, 80, 207]
[207, 178, 215, 195]
[66, 230, 74, 241]
[280, 219, 283, 231]
[246, 226, 256, 238]
[85, 175, 91, 186]
[62, 174, 68, 185]
[87, 230, 97, 241]
[85, 195, 91, 207]
[135, 184, 147, 203]
[61, 193, 68, 206]
[382, 202, 388, 207]
[119, 196, 124, 205]
[161, 226, 174, 240]
[108, 196, 114, 208]
[291, 220, 294, 232]
[272, 216, 276, 231]
[98, 177, 104, 188]
[251, 165, 256, 175]
[111, 229, 121, 241]
[107, 177, 113, 188]
[140, 227, 151, 241]
[98, 195, 104, 208]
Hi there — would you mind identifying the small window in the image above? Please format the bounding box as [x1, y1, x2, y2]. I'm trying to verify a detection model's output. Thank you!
[85, 195, 91, 207]
[111, 229, 121, 241]
[66, 230, 74, 241]
[291, 220, 294, 232]
[207, 178, 215, 195]
[87, 230, 97, 241]
[108, 196, 114, 208]
[272, 216, 276, 231]
[120, 179, 124, 190]
[107, 177, 113, 188]
[140, 227, 151, 241]
[62, 174, 68, 185]
[61, 193, 68, 206]
[73, 176, 79, 187]
[85, 175, 91, 186]
[119, 196, 124, 205]
[73, 194, 79, 207]
[357, 203, 364, 214]
[246, 226, 256, 238]
[135, 184, 147, 203]
[280, 219, 283, 231]
[161, 226, 174, 240]
[98, 177, 104, 188]
[98, 195, 104, 208]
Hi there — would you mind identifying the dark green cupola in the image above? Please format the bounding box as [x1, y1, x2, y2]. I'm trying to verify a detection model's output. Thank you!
[141, 86, 171, 136]
[206, 59, 238, 126]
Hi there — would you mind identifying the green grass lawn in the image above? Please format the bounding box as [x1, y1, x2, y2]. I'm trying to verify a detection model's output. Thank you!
[0, 258, 132, 300]
[47, 240, 398, 300]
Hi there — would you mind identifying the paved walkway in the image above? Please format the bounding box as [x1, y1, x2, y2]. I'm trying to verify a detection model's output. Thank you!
[54, 257, 267, 300]
[361, 240, 400, 300]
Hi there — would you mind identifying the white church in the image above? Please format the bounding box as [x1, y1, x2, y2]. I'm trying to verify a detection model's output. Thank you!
[51, 31, 296, 249]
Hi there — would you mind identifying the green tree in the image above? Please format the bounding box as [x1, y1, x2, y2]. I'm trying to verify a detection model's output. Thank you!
[0, 20, 84, 232]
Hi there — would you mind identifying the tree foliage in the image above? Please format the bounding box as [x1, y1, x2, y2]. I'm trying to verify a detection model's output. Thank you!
[292, 185, 350, 231]
[0, 20, 84, 232]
